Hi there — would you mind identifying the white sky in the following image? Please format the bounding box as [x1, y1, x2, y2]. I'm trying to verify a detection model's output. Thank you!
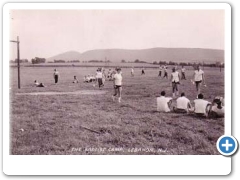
[9, 9, 224, 60]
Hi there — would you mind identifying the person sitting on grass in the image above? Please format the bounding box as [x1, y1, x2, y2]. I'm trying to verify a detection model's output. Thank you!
[209, 97, 225, 118]
[34, 80, 45, 87]
[173, 92, 193, 113]
[83, 75, 89, 83]
[91, 74, 96, 82]
[157, 91, 173, 112]
[193, 93, 211, 117]
[72, 76, 79, 83]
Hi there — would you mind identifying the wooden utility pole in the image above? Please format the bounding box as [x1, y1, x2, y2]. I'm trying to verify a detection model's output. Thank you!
[10, 36, 20, 89]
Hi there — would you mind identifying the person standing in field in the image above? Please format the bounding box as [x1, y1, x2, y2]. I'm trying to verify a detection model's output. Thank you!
[141, 67, 145, 75]
[158, 65, 163, 77]
[107, 69, 112, 79]
[181, 66, 186, 80]
[170, 67, 180, 98]
[112, 67, 123, 103]
[131, 67, 134, 77]
[192, 65, 206, 95]
[163, 66, 168, 79]
[96, 68, 104, 89]
[53, 69, 59, 84]
[102, 68, 106, 85]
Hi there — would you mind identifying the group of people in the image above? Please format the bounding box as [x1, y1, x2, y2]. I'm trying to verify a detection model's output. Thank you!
[159, 65, 187, 80]
[157, 91, 224, 118]
[158, 65, 169, 79]
[32, 66, 224, 118]
[83, 75, 96, 83]
[169, 65, 206, 98]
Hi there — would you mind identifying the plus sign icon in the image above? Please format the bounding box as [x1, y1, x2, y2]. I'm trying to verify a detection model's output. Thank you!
[217, 135, 238, 156]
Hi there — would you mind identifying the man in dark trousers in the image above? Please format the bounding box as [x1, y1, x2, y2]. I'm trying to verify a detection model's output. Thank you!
[53, 69, 59, 84]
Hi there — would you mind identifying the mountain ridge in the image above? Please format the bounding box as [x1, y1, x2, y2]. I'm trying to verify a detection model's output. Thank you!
[46, 47, 224, 63]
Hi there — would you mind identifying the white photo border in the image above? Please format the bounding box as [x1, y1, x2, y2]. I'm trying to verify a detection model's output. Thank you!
[3, 2, 231, 175]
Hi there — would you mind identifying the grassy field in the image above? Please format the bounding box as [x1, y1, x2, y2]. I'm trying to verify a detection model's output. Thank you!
[10, 65, 224, 155]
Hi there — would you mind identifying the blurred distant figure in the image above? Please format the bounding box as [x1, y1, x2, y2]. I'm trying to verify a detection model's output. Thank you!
[209, 97, 225, 118]
[173, 93, 193, 113]
[72, 76, 79, 83]
[96, 68, 104, 89]
[171, 67, 180, 98]
[181, 66, 186, 80]
[91, 74, 96, 82]
[157, 91, 173, 112]
[53, 69, 59, 84]
[163, 66, 168, 79]
[107, 69, 112, 79]
[193, 93, 211, 117]
[109, 70, 116, 81]
[102, 69, 106, 85]
[158, 65, 163, 77]
[141, 67, 145, 75]
[34, 80, 40, 86]
[131, 68, 134, 77]
[34, 80, 45, 87]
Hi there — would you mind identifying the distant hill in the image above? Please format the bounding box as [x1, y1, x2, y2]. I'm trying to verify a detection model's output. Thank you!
[47, 48, 224, 63]
[47, 51, 82, 62]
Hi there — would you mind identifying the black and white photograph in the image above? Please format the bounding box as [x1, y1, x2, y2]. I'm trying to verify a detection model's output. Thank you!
[8, 4, 227, 157]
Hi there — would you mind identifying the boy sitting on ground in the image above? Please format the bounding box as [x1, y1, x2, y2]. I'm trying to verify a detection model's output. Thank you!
[72, 76, 79, 83]
[157, 91, 173, 112]
[173, 92, 193, 113]
[84, 75, 91, 83]
[34, 80, 45, 87]
[193, 93, 211, 117]
[209, 97, 225, 118]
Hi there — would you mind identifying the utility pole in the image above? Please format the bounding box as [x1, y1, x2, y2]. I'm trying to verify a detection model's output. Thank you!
[10, 36, 20, 89]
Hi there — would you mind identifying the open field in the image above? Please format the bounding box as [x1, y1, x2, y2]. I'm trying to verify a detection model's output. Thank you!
[10, 66, 224, 155]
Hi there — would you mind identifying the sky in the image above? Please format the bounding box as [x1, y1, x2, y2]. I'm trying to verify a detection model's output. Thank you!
[9, 9, 224, 60]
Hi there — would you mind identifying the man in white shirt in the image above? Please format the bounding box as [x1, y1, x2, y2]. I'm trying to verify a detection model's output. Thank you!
[171, 67, 180, 98]
[96, 68, 104, 89]
[173, 93, 193, 113]
[193, 93, 211, 117]
[192, 65, 206, 95]
[53, 69, 59, 84]
[112, 67, 123, 103]
[157, 91, 173, 112]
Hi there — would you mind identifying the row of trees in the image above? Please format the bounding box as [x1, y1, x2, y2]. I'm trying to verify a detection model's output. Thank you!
[121, 59, 147, 63]
[11, 57, 223, 67]
[10, 59, 29, 63]
[31, 57, 46, 64]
